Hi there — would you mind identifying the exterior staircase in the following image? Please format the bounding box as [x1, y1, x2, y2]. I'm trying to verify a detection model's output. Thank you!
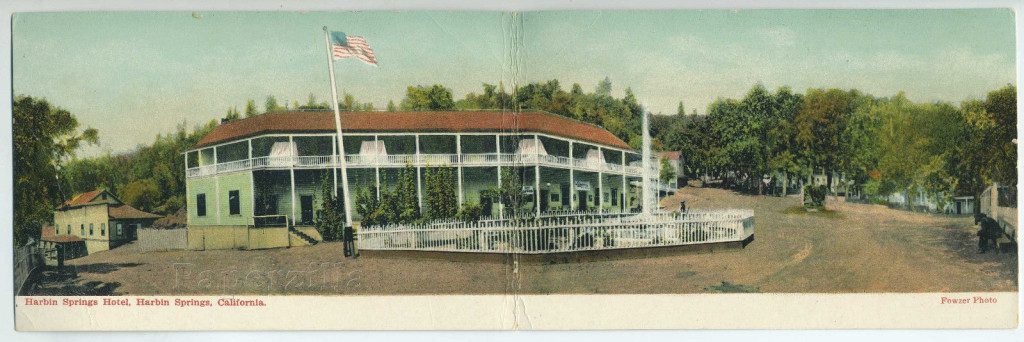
[288, 227, 320, 246]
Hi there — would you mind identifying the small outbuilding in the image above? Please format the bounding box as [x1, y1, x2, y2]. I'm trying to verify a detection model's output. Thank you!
[39, 225, 87, 267]
[51, 189, 162, 255]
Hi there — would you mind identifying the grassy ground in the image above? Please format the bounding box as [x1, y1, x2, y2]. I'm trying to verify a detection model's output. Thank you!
[28, 187, 1018, 295]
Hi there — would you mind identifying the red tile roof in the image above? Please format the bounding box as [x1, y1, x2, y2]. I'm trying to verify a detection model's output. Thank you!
[108, 204, 162, 220]
[40, 225, 82, 243]
[193, 111, 633, 150]
[62, 189, 105, 207]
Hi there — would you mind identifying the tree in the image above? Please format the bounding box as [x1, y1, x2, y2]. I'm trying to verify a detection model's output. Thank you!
[354, 186, 380, 226]
[766, 87, 805, 195]
[244, 99, 259, 117]
[982, 85, 1017, 186]
[794, 88, 857, 190]
[341, 93, 355, 111]
[596, 76, 612, 96]
[659, 157, 677, 184]
[387, 100, 397, 112]
[676, 101, 686, 116]
[13, 95, 98, 244]
[400, 85, 455, 111]
[314, 176, 344, 241]
[299, 93, 329, 110]
[423, 167, 457, 220]
[264, 95, 282, 113]
[118, 179, 161, 213]
[223, 106, 240, 122]
[394, 164, 420, 222]
[499, 167, 525, 218]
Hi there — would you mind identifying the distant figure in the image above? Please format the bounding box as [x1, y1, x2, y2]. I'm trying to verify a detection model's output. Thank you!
[975, 214, 1002, 254]
[343, 226, 356, 257]
[679, 200, 687, 212]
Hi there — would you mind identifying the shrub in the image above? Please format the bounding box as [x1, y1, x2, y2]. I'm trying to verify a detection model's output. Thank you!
[456, 202, 482, 222]
[803, 184, 827, 209]
[314, 176, 345, 241]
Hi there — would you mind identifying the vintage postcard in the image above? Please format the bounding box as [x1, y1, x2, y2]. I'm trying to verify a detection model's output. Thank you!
[9, 8, 1019, 330]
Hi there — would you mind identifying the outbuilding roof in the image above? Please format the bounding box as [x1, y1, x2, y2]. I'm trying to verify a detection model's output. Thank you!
[658, 151, 682, 160]
[40, 225, 82, 243]
[61, 189, 107, 208]
[193, 111, 633, 150]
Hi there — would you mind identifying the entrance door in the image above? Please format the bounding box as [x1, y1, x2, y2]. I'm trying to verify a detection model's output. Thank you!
[300, 195, 314, 225]
[577, 191, 589, 211]
[540, 189, 549, 212]
[480, 193, 493, 218]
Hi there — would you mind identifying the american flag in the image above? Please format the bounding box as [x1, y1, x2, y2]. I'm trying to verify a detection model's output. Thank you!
[330, 31, 377, 66]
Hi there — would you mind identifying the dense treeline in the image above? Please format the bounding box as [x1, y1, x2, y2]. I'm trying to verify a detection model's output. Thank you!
[653, 84, 1016, 206]
[60, 121, 217, 216]
[15, 78, 1014, 243]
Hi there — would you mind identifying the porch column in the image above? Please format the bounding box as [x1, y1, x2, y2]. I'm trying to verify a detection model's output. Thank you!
[289, 168, 297, 226]
[249, 171, 256, 225]
[374, 134, 380, 200]
[415, 134, 423, 210]
[288, 135, 294, 166]
[213, 146, 220, 224]
[621, 153, 627, 212]
[456, 134, 464, 207]
[569, 141, 575, 211]
[598, 147, 603, 214]
[496, 135, 503, 219]
[534, 134, 541, 217]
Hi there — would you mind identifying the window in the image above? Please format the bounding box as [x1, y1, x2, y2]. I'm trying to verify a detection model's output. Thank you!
[228, 190, 240, 215]
[117, 223, 123, 236]
[80, 224, 84, 236]
[100, 223, 106, 236]
[89, 223, 94, 236]
[196, 194, 207, 217]
[66, 225, 71, 235]
[550, 193, 560, 202]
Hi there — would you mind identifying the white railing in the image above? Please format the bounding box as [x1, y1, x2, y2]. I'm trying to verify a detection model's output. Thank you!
[357, 209, 755, 254]
[187, 153, 649, 178]
[216, 159, 252, 173]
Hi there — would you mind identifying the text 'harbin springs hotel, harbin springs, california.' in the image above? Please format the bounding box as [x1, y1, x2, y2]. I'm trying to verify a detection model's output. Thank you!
[183, 110, 754, 253]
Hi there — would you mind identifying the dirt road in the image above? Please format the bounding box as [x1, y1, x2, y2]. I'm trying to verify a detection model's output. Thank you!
[30, 187, 1017, 295]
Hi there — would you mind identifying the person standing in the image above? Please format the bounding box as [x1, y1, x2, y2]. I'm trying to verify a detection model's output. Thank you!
[975, 214, 1002, 253]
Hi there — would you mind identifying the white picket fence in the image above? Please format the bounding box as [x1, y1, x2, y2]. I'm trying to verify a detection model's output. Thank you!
[357, 209, 754, 254]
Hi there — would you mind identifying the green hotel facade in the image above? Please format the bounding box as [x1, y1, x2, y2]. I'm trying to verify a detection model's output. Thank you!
[183, 110, 654, 250]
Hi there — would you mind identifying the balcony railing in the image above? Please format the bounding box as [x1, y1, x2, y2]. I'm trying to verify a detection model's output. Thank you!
[357, 209, 755, 254]
[186, 153, 656, 178]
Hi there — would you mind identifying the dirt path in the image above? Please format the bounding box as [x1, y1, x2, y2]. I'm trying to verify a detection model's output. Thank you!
[30, 187, 1017, 295]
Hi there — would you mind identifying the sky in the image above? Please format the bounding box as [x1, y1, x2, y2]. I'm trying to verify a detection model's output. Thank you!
[13, 9, 1016, 156]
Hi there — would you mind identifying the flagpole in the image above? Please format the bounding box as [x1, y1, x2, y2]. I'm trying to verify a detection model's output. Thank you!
[324, 27, 354, 228]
